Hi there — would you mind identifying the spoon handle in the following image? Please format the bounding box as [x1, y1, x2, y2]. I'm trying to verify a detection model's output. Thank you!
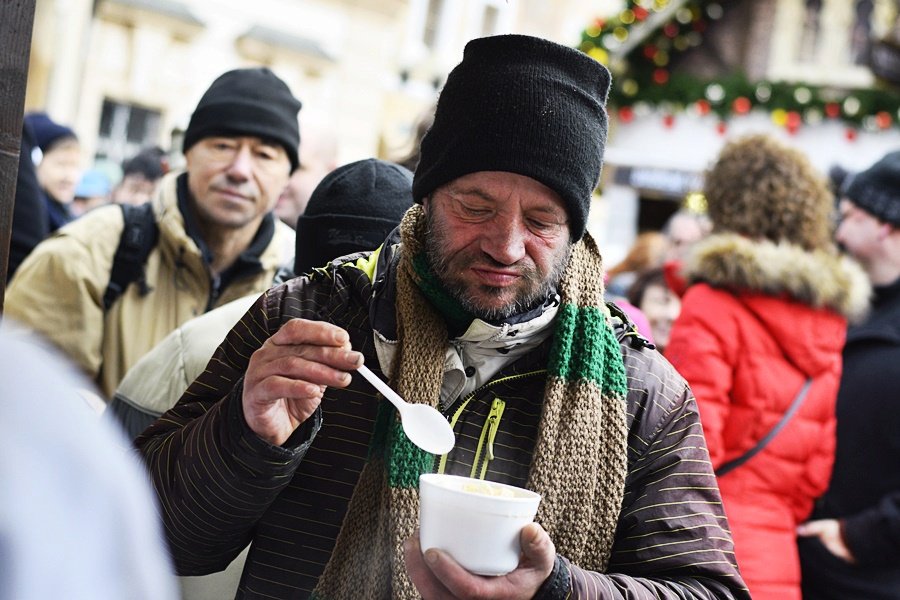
[356, 364, 404, 410]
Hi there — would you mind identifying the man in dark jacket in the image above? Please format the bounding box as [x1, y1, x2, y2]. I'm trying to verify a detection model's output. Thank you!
[137, 35, 749, 599]
[25, 112, 81, 232]
[799, 150, 900, 599]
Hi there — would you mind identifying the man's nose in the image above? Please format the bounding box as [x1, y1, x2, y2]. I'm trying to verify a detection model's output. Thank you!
[482, 218, 527, 265]
[225, 144, 253, 181]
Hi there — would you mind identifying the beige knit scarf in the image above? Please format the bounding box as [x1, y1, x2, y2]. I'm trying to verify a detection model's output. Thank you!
[311, 205, 628, 599]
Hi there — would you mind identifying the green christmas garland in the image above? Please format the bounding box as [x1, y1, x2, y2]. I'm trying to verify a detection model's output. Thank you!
[579, 0, 900, 132]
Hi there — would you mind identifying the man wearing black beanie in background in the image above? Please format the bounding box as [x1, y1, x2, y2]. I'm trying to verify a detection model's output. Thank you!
[138, 35, 749, 599]
[5, 67, 299, 400]
[799, 150, 900, 599]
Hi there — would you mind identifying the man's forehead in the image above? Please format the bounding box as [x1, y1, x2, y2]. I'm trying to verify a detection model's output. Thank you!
[442, 172, 566, 211]
[203, 134, 284, 148]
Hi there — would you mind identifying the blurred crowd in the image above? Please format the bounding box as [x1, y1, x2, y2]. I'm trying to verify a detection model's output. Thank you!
[2, 33, 899, 600]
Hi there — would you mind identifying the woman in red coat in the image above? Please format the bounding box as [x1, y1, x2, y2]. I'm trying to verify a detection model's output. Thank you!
[665, 135, 870, 600]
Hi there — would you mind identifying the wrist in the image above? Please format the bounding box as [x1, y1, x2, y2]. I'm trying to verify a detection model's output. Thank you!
[837, 519, 857, 564]
[531, 554, 569, 600]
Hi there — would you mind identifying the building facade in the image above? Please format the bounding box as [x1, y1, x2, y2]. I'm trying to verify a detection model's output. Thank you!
[25, 0, 614, 170]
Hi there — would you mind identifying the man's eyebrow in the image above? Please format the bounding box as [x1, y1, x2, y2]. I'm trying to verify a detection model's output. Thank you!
[444, 187, 494, 202]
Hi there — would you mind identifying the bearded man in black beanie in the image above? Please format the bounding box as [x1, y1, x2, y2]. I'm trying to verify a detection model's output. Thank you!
[6, 67, 300, 400]
[138, 35, 749, 600]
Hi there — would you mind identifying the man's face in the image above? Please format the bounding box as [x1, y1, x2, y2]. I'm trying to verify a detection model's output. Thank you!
[274, 160, 332, 228]
[274, 124, 337, 228]
[424, 171, 572, 321]
[835, 199, 884, 270]
[185, 136, 291, 230]
[111, 174, 159, 206]
[36, 138, 82, 204]
[665, 214, 708, 261]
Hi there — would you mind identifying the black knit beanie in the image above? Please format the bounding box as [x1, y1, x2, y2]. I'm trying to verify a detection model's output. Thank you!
[412, 34, 611, 241]
[25, 112, 77, 153]
[844, 149, 900, 226]
[294, 159, 414, 274]
[182, 67, 302, 171]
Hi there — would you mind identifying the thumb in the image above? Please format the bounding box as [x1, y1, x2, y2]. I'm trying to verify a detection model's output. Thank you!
[797, 520, 824, 537]
[520, 522, 554, 564]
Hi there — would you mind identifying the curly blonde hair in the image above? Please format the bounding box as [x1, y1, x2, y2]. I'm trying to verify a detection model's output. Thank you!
[704, 134, 834, 251]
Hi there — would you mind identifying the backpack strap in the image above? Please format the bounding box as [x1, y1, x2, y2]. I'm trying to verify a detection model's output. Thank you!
[103, 203, 159, 311]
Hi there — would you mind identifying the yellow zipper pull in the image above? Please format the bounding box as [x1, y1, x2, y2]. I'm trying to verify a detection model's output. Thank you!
[485, 397, 506, 462]
[471, 396, 506, 479]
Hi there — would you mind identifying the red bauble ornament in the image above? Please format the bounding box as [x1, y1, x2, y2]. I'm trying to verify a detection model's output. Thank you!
[785, 111, 801, 135]
[662, 113, 675, 129]
[652, 68, 669, 85]
[643, 44, 657, 59]
[732, 96, 751, 115]
[845, 128, 858, 141]
[633, 6, 649, 21]
[618, 106, 635, 123]
[663, 23, 679, 38]
[876, 111, 892, 129]
[695, 99, 711, 116]
[825, 103, 841, 119]
[716, 121, 728, 135]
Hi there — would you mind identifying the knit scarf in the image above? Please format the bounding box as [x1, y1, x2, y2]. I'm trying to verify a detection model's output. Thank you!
[311, 205, 628, 600]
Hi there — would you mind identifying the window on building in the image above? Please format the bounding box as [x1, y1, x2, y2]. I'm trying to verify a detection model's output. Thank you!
[798, 0, 822, 63]
[851, 0, 875, 65]
[423, 0, 445, 50]
[96, 99, 161, 167]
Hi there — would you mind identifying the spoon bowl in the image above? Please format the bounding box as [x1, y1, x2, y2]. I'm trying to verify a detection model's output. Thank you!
[356, 364, 455, 455]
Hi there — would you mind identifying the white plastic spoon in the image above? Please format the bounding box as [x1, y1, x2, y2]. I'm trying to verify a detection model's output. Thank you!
[356, 364, 455, 455]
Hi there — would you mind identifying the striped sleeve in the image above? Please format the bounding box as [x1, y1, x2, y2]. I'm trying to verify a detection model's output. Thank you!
[543, 348, 751, 599]
[135, 286, 321, 575]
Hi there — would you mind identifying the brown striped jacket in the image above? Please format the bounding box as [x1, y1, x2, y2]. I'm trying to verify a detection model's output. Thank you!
[136, 246, 749, 599]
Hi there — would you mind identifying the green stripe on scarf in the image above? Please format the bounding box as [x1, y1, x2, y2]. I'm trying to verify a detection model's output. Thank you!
[548, 303, 628, 398]
[411, 253, 475, 334]
[387, 420, 434, 488]
[371, 399, 434, 488]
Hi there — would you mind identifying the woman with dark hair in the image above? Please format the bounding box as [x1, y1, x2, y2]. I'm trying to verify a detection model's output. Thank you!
[626, 267, 680, 352]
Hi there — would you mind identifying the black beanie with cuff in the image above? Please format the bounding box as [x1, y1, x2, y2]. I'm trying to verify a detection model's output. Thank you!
[294, 159, 414, 275]
[182, 67, 302, 172]
[844, 150, 900, 227]
[412, 34, 611, 241]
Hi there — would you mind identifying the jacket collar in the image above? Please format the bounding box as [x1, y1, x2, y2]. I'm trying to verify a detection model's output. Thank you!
[683, 232, 871, 321]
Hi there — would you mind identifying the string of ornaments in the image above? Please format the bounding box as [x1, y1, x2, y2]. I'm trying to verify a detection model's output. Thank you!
[579, 0, 900, 140]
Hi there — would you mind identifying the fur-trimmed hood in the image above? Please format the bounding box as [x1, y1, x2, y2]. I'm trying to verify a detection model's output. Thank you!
[683, 233, 871, 322]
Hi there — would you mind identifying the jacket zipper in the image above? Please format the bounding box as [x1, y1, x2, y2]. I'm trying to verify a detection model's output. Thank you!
[206, 274, 222, 312]
[436, 369, 544, 475]
[470, 396, 506, 479]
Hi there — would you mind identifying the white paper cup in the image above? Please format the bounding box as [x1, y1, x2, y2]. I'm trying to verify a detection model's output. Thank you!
[418, 473, 542, 576]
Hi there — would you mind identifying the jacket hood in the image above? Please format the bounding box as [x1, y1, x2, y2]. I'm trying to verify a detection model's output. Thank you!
[683, 233, 871, 323]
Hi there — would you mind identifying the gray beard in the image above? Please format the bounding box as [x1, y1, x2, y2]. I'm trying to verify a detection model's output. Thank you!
[424, 211, 570, 322]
